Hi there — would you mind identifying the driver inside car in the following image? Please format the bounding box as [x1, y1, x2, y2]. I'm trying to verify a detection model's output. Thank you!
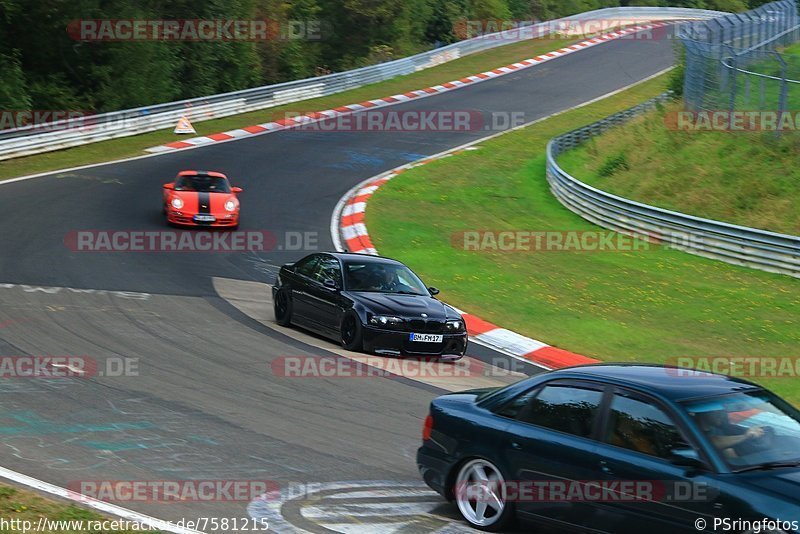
[366, 265, 396, 291]
[366, 265, 417, 293]
[695, 410, 765, 458]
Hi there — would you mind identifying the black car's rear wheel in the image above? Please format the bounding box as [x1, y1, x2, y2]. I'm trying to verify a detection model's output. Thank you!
[340, 313, 363, 352]
[274, 289, 292, 326]
[454, 458, 515, 531]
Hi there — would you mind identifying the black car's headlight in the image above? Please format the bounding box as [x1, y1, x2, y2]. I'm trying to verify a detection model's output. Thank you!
[368, 314, 404, 328]
[445, 319, 465, 332]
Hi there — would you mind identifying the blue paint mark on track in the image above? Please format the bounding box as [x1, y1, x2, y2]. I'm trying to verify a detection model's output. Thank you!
[329, 149, 428, 170]
[0, 411, 152, 436]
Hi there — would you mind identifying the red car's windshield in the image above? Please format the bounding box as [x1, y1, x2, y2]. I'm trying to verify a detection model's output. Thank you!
[175, 175, 231, 193]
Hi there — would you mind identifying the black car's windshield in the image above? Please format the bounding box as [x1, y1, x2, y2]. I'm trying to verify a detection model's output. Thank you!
[344, 261, 429, 295]
[683, 390, 800, 470]
[175, 175, 231, 193]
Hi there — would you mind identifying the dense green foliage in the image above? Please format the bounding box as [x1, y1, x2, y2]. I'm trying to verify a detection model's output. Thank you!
[0, 0, 767, 113]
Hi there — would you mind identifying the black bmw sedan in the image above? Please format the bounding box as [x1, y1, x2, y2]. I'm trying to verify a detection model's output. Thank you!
[418, 364, 800, 532]
[272, 252, 468, 359]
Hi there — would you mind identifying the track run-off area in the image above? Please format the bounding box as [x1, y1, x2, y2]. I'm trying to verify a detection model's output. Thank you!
[0, 26, 676, 532]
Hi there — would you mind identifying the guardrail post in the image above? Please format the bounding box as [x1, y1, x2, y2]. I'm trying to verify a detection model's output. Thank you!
[749, 12, 761, 50]
[724, 45, 738, 113]
[743, 75, 750, 106]
[774, 50, 789, 139]
[712, 19, 725, 48]
[735, 14, 746, 47]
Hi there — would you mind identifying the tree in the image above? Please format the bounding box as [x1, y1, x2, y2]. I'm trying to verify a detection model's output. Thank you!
[0, 50, 30, 110]
[468, 0, 512, 20]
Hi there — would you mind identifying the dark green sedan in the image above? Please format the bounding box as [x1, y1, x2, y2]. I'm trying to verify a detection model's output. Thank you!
[417, 364, 800, 532]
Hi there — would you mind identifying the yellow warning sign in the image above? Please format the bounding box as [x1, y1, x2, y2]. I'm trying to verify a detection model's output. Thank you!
[173, 116, 196, 134]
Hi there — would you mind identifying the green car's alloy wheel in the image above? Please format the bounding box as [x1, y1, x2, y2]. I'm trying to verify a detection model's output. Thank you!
[454, 458, 515, 531]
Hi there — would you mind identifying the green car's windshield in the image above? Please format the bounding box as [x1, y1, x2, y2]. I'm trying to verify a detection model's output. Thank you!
[683, 390, 800, 471]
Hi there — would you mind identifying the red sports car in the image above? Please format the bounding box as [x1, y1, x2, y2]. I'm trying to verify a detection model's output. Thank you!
[162, 170, 242, 229]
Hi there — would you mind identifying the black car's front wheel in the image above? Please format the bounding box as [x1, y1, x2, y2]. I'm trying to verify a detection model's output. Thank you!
[274, 288, 292, 326]
[340, 312, 363, 352]
[454, 458, 516, 532]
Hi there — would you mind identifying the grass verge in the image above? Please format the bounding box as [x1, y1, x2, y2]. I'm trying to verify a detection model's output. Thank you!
[366, 73, 800, 404]
[557, 100, 800, 235]
[0, 483, 157, 533]
[0, 34, 590, 182]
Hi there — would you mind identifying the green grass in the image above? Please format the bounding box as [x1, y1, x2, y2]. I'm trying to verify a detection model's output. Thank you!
[557, 100, 800, 235]
[366, 73, 800, 404]
[0, 34, 588, 182]
[0, 484, 157, 533]
[733, 49, 800, 111]
[691, 42, 800, 126]
[750, 41, 800, 77]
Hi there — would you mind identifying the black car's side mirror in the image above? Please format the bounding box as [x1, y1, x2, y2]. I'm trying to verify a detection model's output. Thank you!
[428, 287, 440, 295]
[322, 279, 339, 291]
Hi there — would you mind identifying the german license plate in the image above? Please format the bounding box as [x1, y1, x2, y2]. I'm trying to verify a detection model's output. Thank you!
[193, 215, 216, 222]
[409, 333, 443, 343]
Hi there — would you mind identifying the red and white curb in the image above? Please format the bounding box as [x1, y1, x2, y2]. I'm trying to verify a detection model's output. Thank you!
[332, 149, 599, 370]
[146, 22, 668, 154]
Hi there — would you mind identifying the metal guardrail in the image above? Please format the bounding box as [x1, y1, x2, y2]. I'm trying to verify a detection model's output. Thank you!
[546, 93, 800, 278]
[0, 7, 726, 161]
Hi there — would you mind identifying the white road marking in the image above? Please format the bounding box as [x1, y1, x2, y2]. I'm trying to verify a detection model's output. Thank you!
[0, 283, 150, 300]
[0, 465, 203, 534]
[247, 480, 468, 534]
